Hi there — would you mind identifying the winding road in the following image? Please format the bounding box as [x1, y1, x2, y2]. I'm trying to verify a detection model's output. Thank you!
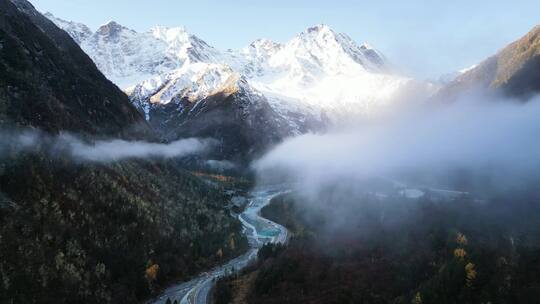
[150, 187, 289, 304]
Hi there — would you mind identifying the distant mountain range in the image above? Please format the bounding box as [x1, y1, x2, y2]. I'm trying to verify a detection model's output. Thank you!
[45, 13, 434, 161]
[45, 14, 416, 114]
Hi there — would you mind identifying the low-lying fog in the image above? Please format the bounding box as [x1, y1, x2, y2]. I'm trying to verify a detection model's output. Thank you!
[0, 130, 215, 162]
[254, 91, 540, 200]
[253, 91, 540, 242]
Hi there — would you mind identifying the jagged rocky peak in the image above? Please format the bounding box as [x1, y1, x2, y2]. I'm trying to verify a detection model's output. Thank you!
[150, 25, 213, 49]
[244, 38, 283, 57]
[151, 25, 190, 43]
[305, 23, 333, 34]
[44, 12, 93, 43]
[278, 23, 389, 74]
[249, 38, 282, 49]
[97, 20, 132, 36]
[359, 42, 386, 67]
[360, 42, 372, 50]
[297, 23, 357, 46]
[148, 25, 219, 64]
[294, 23, 341, 46]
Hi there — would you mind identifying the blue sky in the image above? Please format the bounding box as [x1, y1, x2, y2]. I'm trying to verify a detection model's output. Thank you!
[30, 0, 539, 79]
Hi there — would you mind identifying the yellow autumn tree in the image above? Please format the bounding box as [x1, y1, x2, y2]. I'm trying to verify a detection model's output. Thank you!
[145, 264, 159, 282]
[454, 248, 467, 260]
[465, 262, 477, 287]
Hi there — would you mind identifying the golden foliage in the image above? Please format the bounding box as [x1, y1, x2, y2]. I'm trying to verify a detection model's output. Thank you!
[454, 248, 467, 260]
[145, 264, 159, 282]
[465, 262, 477, 287]
[192, 172, 233, 182]
[217, 248, 224, 259]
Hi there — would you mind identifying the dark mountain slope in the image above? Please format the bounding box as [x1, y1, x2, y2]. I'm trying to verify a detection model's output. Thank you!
[0, 155, 246, 303]
[0, 1, 247, 303]
[147, 78, 315, 163]
[0, 0, 145, 136]
[439, 25, 540, 100]
[217, 190, 540, 304]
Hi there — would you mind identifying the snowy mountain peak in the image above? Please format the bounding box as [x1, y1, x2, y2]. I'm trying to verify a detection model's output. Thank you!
[360, 42, 373, 50]
[243, 39, 283, 58]
[304, 23, 333, 34]
[44, 12, 92, 44]
[359, 42, 387, 68]
[272, 24, 388, 76]
[97, 20, 133, 37]
[300, 23, 360, 46]
[150, 25, 189, 42]
[248, 39, 282, 51]
[44, 13, 424, 126]
[296, 23, 341, 45]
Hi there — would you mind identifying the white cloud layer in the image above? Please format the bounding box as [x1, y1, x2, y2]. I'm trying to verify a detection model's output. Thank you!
[0, 130, 214, 162]
[253, 93, 540, 194]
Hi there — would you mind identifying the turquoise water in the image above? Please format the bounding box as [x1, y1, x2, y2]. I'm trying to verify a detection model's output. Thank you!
[259, 229, 279, 237]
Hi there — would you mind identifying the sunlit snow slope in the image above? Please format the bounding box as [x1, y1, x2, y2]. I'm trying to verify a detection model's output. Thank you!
[46, 14, 426, 124]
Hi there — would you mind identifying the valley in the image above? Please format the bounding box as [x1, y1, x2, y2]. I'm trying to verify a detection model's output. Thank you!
[2, 1, 540, 304]
[215, 185, 540, 304]
[151, 187, 288, 304]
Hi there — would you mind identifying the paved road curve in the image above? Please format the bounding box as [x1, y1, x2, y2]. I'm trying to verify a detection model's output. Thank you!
[150, 187, 289, 304]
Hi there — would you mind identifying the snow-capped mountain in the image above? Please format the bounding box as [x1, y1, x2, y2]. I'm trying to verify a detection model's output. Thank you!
[79, 22, 225, 89]
[43, 12, 92, 44]
[46, 14, 419, 118]
[238, 24, 416, 117]
[45, 13, 430, 160]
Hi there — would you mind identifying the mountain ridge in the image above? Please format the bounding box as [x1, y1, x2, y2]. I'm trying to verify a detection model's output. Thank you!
[1, 0, 147, 137]
[438, 24, 540, 100]
[44, 13, 427, 160]
[1, 1, 248, 303]
[45, 13, 417, 117]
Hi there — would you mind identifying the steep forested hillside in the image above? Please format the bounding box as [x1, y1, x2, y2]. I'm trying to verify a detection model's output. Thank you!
[0, 1, 247, 303]
[216, 191, 540, 304]
[0, 0, 145, 136]
[0, 154, 246, 303]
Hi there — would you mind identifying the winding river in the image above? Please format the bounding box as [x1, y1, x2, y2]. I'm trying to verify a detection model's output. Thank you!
[150, 187, 289, 304]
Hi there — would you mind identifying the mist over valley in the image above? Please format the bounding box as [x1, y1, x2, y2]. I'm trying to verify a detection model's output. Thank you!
[2, 1, 540, 303]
